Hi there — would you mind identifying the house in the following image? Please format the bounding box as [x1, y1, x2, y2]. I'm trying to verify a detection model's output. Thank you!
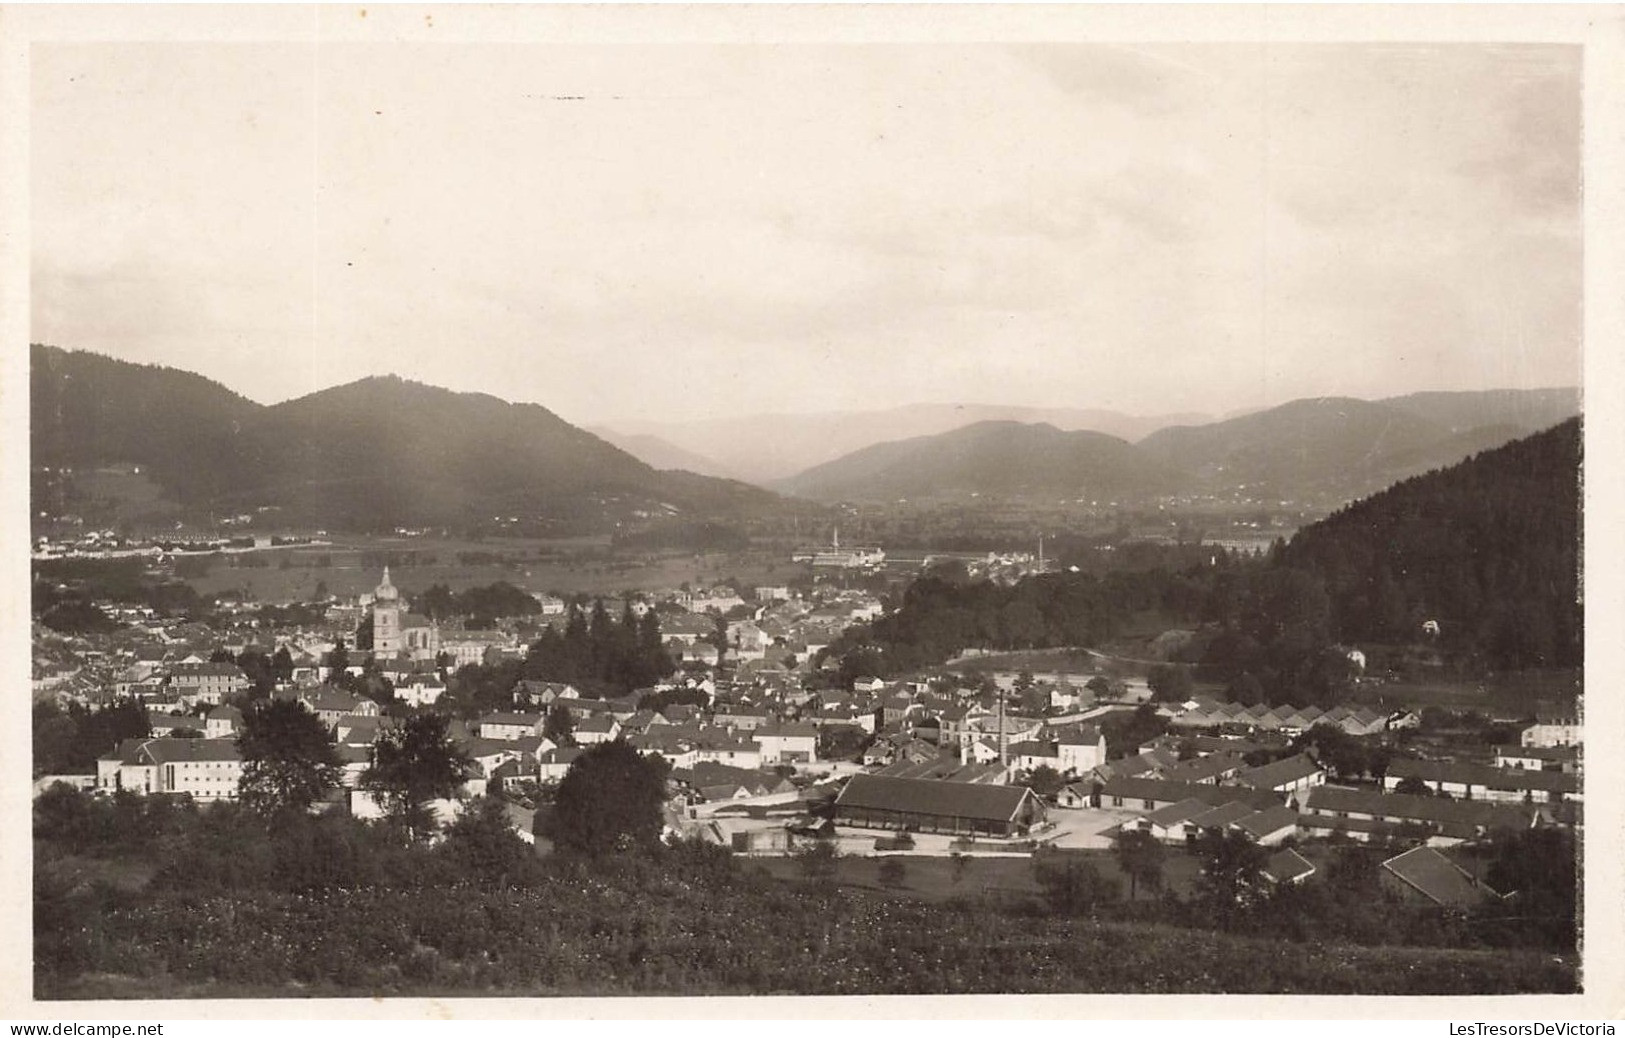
[1232, 753, 1326, 800]
[512, 680, 580, 708]
[458, 737, 531, 780]
[97, 737, 243, 801]
[1261, 848, 1317, 886]
[537, 746, 585, 781]
[166, 661, 249, 705]
[301, 686, 381, 727]
[1055, 783, 1092, 810]
[1494, 745, 1580, 774]
[573, 715, 622, 746]
[1054, 725, 1107, 775]
[478, 712, 545, 741]
[1380, 846, 1500, 907]
[394, 672, 447, 708]
[1522, 705, 1580, 748]
[145, 711, 192, 737]
[661, 613, 718, 646]
[1009, 740, 1062, 775]
[833, 775, 1047, 838]
[204, 705, 243, 739]
[753, 723, 818, 765]
[713, 705, 771, 732]
[441, 630, 514, 669]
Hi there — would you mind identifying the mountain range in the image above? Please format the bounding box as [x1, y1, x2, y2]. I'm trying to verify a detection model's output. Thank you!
[30, 345, 779, 531]
[778, 390, 1580, 504]
[604, 403, 1214, 485]
[31, 344, 1581, 530]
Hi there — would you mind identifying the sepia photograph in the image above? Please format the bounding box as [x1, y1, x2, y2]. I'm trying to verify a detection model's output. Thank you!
[7, 3, 1621, 1014]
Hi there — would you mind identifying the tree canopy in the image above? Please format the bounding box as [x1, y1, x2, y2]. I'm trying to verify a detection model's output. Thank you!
[362, 713, 471, 836]
[236, 699, 343, 818]
[547, 739, 670, 858]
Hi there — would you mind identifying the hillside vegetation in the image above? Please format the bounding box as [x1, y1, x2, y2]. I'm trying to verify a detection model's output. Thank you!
[34, 791, 1575, 998]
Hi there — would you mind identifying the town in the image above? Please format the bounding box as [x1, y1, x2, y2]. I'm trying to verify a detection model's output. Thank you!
[35, 532, 1582, 960]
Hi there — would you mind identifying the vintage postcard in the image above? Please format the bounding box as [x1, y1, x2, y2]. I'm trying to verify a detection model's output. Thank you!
[2, 3, 1620, 1021]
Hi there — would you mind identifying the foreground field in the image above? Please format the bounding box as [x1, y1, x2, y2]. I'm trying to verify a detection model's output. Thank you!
[37, 838, 1577, 999]
[38, 878, 1576, 999]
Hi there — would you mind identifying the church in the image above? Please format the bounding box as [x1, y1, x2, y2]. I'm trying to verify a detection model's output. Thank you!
[371, 567, 441, 662]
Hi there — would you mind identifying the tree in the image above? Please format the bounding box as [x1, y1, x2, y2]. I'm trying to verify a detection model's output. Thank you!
[1393, 776, 1433, 797]
[440, 793, 537, 886]
[549, 739, 669, 857]
[1020, 764, 1066, 798]
[362, 713, 471, 837]
[271, 646, 296, 684]
[543, 700, 577, 747]
[1192, 828, 1269, 922]
[236, 699, 343, 817]
[817, 724, 871, 762]
[1112, 828, 1166, 901]
[1146, 663, 1194, 702]
[328, 638, 350, 677]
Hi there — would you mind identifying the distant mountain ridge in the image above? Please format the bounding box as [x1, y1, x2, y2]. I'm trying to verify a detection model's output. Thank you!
[778, 421, 1181, 501]
[30, 345, 781, 531]
[607, 403, 1214, 485]
[781, 389, 1580, 505]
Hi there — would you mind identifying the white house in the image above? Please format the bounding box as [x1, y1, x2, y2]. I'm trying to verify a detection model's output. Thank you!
[753, 723, 818, 766]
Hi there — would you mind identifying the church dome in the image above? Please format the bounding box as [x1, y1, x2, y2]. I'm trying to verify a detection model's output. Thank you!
[375, 567, 400, 602]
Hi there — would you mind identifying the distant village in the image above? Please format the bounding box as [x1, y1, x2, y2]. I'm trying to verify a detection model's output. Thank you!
[35, 542, 1582, 911]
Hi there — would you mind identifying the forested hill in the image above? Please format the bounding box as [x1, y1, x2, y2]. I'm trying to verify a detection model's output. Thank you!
[826, 419, 1580, 699]
[31, 344, 261, 503]
[1279, 417, 1581, 670]
[30, 345, 783, 531]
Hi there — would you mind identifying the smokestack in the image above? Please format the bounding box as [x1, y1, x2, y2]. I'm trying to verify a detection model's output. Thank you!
[998, 680, 1007, 768]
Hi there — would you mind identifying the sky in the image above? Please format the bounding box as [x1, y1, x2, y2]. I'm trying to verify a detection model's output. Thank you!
[30, 41, 1582, 428]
